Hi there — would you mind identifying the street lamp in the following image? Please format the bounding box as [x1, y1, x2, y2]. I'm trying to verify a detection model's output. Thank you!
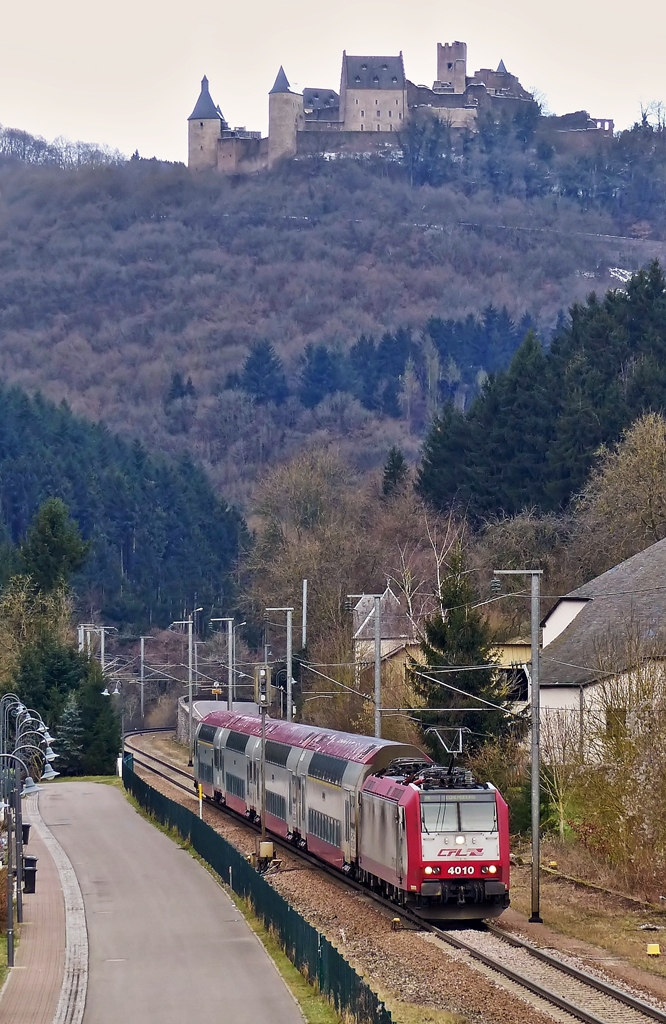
[493, 567, 543, 924]
[0, 747, 57, 965]
[265, 607, 295, 720]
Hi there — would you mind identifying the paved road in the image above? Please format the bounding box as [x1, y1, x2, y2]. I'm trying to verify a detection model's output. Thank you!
[39, 782, 304, 1024]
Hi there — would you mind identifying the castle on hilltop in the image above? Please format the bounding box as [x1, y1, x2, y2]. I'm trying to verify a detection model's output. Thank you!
[188, 42, 613, 174]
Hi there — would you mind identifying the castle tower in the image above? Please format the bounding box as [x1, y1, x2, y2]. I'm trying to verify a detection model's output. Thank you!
[188, 76, 226, 170]
[268, 66, 304, 167]
[436, 41, 467, 93]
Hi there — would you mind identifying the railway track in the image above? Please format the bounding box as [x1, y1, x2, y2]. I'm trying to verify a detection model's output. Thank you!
[123, 732, 666, 1024]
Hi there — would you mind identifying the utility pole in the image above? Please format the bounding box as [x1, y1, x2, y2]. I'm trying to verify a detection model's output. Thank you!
[211, 619, 235, 709]
[302, 579, 308, 649]
[266, 607, 294, 719]
[187, 616, 193, 765]
[494, 568, 543, 923]
[347, 592, 384, 738]
[374, 595, 381, 738]
[139, 636, 153, 727]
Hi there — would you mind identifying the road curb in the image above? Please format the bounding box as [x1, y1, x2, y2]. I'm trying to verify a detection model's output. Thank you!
[29, 793, 88, 1024]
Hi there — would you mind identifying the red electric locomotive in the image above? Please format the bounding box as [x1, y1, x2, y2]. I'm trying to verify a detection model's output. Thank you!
[194, 711, 510, 921]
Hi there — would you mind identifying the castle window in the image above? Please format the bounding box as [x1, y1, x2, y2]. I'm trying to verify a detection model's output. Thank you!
[388, 110, 392, 117]
[355, 75, 361, 83]
[361, 124, 364, 131]
[361, 110, 364, 117]
[447, 62, 453, 70]
[382, 64, 388, 70]
[361, 63, 367, 70]
[373, 76, 379, 83]
[355, 99, 359, 105]
[395, 99, 399, 105]
[377, 110, 381, 116]
[399, 113, 402, 119]
[376, 124, 380, 131]
[392, 76, 397, 83]
[200, 122, 204, 127]
[389, 125, 393, 131]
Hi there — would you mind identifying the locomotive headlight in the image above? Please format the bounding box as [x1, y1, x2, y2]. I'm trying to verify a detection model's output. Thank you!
[424, 866, 433, 875]
[488, 865, 497, 874]
[455, 835, 466, 845]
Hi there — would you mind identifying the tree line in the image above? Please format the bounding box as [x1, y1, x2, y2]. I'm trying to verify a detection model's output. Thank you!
[418, 261, 666, 519]
[0, 383, 246, 625]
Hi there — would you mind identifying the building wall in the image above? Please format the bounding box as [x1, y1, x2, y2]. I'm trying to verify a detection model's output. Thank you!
[342, 88, 406, 133]
[295, 129, 402, 157]
[542, 600, 589, 648]
[436, 41, 467, 93]
[216, 136, 268, 174]
[189, 118, 222, 171]
[268, 92, 305, 166]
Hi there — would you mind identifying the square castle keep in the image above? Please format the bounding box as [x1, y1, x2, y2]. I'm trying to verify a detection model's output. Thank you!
[188, 43, 613, 174]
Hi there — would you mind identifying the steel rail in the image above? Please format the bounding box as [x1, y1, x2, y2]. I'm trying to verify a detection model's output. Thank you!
[124, 732, 666, 1024]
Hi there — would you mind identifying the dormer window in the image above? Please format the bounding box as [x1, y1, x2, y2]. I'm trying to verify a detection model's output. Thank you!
[355, 75, 361, 83]
[373, 75, 379, 83]
[392, 76, 397, 83]
[361, 63, 367, 70]
[382, 64, 388, 70]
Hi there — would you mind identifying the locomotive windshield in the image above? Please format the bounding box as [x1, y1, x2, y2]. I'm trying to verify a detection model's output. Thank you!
[420, 792, 497, 833]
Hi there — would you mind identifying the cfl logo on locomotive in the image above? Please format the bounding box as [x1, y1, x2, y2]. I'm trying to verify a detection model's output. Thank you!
[437, 848, 484, 857]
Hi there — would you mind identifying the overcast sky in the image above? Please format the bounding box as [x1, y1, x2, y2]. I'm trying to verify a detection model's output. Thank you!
[1, 0, 663, 162]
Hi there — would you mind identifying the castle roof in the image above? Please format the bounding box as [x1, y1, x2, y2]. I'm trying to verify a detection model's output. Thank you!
[188, 76, 223, 121]
[270, 66, 292, 94]
[342, 53, 405, 90]
[496, 59, 508, 73]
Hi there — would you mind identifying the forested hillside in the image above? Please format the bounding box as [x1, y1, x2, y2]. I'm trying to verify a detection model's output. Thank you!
[1, 122, 663, 504]
[0, 384, 245, 623]
[418, 260, 666, 518]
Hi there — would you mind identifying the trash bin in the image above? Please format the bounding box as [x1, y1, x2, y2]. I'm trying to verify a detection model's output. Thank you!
[23, 854, 38, 894]
[22, 822, 31, 846]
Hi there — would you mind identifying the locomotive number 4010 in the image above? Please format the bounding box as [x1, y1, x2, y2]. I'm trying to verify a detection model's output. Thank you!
[447, 865, 476, 875]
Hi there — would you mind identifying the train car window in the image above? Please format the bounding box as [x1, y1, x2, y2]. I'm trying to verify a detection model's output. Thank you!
[308, 752, 347, 786]
[226, 772, 246, 799]
[198, 724, 217, 744]
[459, 799, 497, 832]
[421, 798, 457, 833]
[265, 740, 290, 767]
[226, 730, 250, 753]
[308, 808, 341, 847]
[266, 790, 287, 820]
[420, 793, 497, 832]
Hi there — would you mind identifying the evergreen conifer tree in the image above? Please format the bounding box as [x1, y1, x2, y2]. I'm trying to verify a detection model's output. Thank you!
[20, 498, 90, 592]
[411, 547, 517, 755]
[382, 446, 409, 496]
[239, 340, 288, 405]
[57, 693, 85, 775]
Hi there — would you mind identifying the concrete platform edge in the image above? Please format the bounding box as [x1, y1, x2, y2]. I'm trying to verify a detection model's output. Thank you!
[31, 792, 89, 1024]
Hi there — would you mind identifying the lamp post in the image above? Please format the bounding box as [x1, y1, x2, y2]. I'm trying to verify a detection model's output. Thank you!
[0, 750, 54, 966]
[211, 619, 234, 710]
[493, 567, 543, 923]
[265, 607, 294, 719]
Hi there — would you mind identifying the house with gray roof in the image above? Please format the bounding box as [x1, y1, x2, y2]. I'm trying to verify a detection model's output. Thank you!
[539, 538, 666, 723]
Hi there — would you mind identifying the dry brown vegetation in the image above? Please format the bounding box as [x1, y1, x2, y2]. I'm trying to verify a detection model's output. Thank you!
[0, 155, 643, 506]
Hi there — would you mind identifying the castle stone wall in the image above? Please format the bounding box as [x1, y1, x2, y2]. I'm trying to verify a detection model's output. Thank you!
[189, 118, 222, 171]
[342, 87, 406, 132]
[268, 92, 304, 166]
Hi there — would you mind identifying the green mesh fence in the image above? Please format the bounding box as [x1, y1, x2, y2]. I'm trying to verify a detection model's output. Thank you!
[123, 760, 392, 1024]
